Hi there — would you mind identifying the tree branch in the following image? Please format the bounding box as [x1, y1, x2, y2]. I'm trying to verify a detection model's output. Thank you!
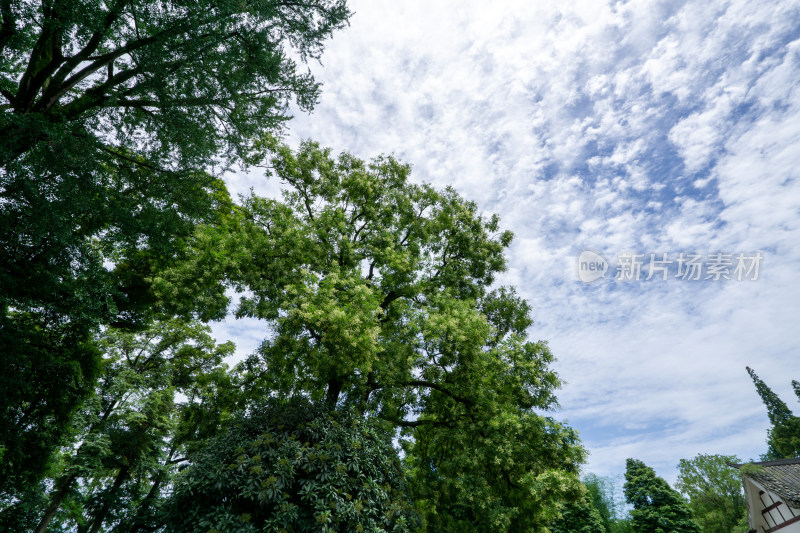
[0, 87, 15, 106]
[0, 0, 15, 58]
[45, 0, 128, 96]
[380, 290, 400, 311]
[402, 379, 473, 406]
[98, 145, 169, 173]
[16, 16, 65, 111]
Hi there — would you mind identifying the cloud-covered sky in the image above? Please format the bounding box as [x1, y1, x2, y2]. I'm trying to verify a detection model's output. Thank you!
[217, 0, 800, 484]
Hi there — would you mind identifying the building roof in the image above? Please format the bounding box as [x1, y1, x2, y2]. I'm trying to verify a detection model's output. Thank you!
[731, 458, 800, 509]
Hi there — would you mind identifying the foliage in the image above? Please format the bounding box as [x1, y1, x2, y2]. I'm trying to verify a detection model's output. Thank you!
[0, 0, 351, 167]
[550, 474, 635, 533]
[550, 494, 607, 533]
[675, 454, 747, 533]
[1, 0, 350, 498]
[747, 367, 800, 459]
[624, 458, 700, 533]
[0, 4, 593, 526]
[165, 397, 417, 533]
[202, 139, 586, 531]
[608, 517, 634, 533]
[0, 319, 235, 533]
[0, 314, 99, 501]
[584, 474, 634, 533]
[405, 411, 584, 532]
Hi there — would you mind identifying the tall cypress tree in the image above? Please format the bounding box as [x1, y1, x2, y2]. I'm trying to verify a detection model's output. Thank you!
[747, 367, 793, 425]
[747, 367, 800, 459]
[624, 459, 700, 533]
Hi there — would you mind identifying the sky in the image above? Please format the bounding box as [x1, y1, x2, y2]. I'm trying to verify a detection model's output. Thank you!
[214, 0, 800, 484]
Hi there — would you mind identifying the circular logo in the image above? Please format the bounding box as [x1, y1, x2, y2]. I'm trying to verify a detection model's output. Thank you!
[576, 250, 608, 283]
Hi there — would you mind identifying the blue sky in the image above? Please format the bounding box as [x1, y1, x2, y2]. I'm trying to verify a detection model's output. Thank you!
[215, 0, 800, 484]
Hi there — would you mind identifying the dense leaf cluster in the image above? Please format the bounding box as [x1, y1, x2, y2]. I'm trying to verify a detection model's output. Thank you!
[1, 320, 235, 532]
[549, 497, 607, 533]
[166, 398, 417, 533]
[1, 0, 351, 167]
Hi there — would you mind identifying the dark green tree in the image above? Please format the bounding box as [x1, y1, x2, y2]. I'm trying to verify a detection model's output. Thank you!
[0, 312, 101, 504]
[747, 367, 800, 459]
[0, 319, 235, 533]
[624, 458, 700, 533]
[165, 398, 418, 533]
[550, 493, 607, 533]
[0, 158, 231, 502]
[208, 139, 586, 531]
[1, 0, 351, 166]
[1, 0, 351, 498]
[675, 454, 748, 533]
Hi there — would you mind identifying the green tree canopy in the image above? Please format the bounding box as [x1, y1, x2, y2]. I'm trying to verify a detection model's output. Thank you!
[0, 316, 100, 511]
[675, 454, 748, 533]
[553, 474, 634, 533]
[747, 367, 800, 459]
[193, 139, 586, 531]
[1, 0, 351, 166]
[165, 397, 418, 533]
[624, 458, 700, 533]
[1, 0, 351, 498]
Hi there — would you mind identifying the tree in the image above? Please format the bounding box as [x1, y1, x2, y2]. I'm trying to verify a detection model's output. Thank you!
[584, 474, 636, 533]
[565, 474, 634, 533]
[609, 516, 634, 533]
[747, 367, 800, 459]
[164, 397, 418, 533]
[624, 458, 700, 533]
[0, 161, 231, 502]
[550, 493, 607, 533]
[209, 139, 586, 531]
[675, 454, 747, 533]
[0, 319, 235, 533]
[0, 312, 101, 503]
[1, 0, 351, 497]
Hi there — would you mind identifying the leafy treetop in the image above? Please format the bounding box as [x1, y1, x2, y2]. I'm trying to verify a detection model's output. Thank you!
[179, 139, 587, 531]
[165, 397, 418, 533]
[675, 454, 748, 533]
[624, 458, 700, 533]
[747, 367, 800, 459]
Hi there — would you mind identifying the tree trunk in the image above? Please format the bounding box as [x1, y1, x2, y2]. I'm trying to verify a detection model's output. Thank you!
[87, 464, 131, 533]
[125, 471, 165, 533]
[33, 472, 78, 533]
[325, 376, 344, 407]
